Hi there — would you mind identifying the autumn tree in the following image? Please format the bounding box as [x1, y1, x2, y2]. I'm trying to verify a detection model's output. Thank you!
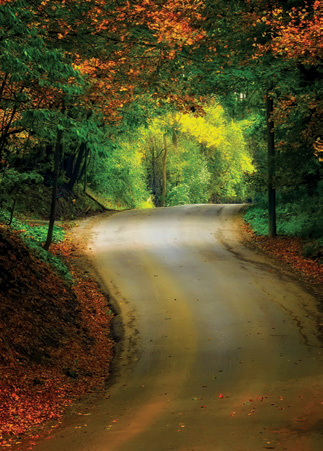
[186, 0, 321, 236]
[1, 0, 208, 245]
[2, 0, 320, 241]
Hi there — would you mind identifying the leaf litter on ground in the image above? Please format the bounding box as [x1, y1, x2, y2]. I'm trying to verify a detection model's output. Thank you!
[0, 225, 114, 448]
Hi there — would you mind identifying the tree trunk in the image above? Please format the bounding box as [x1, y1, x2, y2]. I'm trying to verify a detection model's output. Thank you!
[150, 138, 158, 199]
[43, 128, 63, 251]
[266, 91, 276, 237]
[172, 129, 178, 148]
[66, 142, 86, 191]
[161, 134, 168, 207]
[8, 198, 16, 225]
[83, 145, 88, 192]
[0, 86, 24, 160]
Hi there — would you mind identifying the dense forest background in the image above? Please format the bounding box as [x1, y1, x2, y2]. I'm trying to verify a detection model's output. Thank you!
[0, 0, 321, 249]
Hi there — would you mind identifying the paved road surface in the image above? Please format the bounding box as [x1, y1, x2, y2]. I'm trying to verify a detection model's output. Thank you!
[33, 205, 322, 450]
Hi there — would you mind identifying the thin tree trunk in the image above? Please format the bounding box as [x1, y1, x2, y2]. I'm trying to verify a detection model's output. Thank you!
[161, 134, 168, 207]
[172, 129, 178, 148]
[150, 138, 157, 198]
[8, 198, 16, 225]
[66, 142, 86, 191]
[0, 86, 24, 158]
[83, 145, 88, 192]
[266, 91, 276, 237]
[43, 128, 63, 251]
[0, 73, 8, 99]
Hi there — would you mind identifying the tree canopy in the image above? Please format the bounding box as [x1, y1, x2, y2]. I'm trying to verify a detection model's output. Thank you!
[0, 0, 321, 243]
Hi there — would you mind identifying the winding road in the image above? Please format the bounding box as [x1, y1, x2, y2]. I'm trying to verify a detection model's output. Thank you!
[34, 204, 322, 451]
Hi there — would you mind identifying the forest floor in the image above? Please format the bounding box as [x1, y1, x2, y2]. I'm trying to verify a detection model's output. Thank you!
[0, 185, 116, 450]
[242, 221, 322, 303]
[10, 184, 107, 222]
[0, 207, 322, 449]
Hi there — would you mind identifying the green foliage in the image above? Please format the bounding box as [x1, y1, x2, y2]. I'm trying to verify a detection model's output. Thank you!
[166, 184, 191, 206]
[0, 0, 319, 245]
[301, 241, 321, 259]
[244, 206, 269, 236]
[244, 191, 321, 239]
[175, 102, 254, 203]
[166, 140, 211, 205]
[188, 0, 321, 238]
[138, 197, 155, 209]
[136, 101, 254, 207]
[0, 210, 72, 282]
[0, 169, 43, 207]
[88, 139, 150, 209]
[0, 211, 64, 243]
[25, 239, 73, 284]
[0, 0, 84, 150]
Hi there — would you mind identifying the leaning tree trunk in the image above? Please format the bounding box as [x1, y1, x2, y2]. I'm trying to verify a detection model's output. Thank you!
[43, 128, 63, 251]
[266, 90, 277, 238]
[161, 134, 168, 207]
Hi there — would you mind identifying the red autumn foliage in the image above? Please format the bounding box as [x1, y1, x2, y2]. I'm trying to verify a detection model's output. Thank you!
[0, 226, 114, 448]
[243, 222, 323, 287]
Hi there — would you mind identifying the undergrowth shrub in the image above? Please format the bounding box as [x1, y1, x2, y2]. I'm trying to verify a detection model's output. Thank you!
[0, 210, 72, 283]
[166, 184, 191, 206]
[244, 191, 321, 240]
[301, 240, 321, 259]
[244, 206, 268, 235]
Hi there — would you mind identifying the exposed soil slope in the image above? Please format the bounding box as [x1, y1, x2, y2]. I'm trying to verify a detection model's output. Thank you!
[11, 185, 105, 221]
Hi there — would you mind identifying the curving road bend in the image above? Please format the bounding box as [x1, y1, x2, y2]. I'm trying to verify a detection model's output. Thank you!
[33, 204, 322, 451]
